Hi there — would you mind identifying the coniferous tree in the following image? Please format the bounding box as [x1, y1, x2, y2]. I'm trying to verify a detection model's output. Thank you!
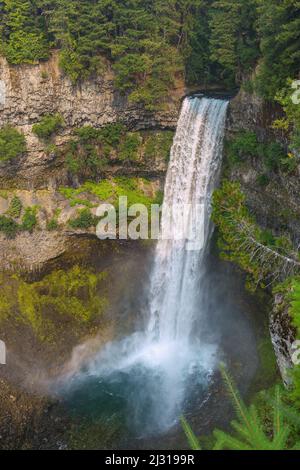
[0, 0, 49, 63]
[255, 0, 300, 100]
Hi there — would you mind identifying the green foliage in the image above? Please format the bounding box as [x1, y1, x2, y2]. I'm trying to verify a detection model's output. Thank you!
[60, 177, 160, 219]
[226, 131, 260, 166]
[0, 214, 18, 238]
[65, 125, 173, 176]
[6, 195, 22, 219]
[274, 81, 300, 155]
[226, 131, 291, 173]
[0, 0, 298, 106]
[256, 174, 270, 187]
[21, 207, 38, 232]
[0, 126, 26, 162]
[65, 124, 124, 176]
[46, 218, 59, 231]
[209, 0, 259, 86]
[0, 267, 108, 341]
[32, 114, 64, 140]
[118, 133, 141, 162]
[0, 0, 49, 64]
[213, 368, 295, 450]
[275, 278, 300, 409]
[144, 131, 174, 162]
[69, 208, 96, 229]
[182, 368, 300, 450]
[180, 417, 201, 450]
[212, 181, 298, 291]
[254, 1, 300, 101]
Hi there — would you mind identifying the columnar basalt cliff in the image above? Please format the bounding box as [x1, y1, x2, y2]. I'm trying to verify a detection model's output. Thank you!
[0, 52, 183, 189]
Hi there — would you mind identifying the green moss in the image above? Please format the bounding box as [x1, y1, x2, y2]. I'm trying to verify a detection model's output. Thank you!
[0, 191, 9, 200]
[0, 267, 108, 342]
[60, 177, 159, 210]
[257, 338, 278, 386]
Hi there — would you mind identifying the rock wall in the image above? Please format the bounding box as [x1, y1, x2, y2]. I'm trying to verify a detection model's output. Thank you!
[226, 89, 300, 383]
[226, 90, 300, 246]
[270, 293, 297, 385]
[0, 52, 183, 189]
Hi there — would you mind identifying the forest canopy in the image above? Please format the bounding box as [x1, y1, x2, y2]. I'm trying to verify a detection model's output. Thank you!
[0, 0, 299, 108]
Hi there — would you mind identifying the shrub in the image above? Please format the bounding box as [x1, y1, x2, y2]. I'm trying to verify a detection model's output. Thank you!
[144, 131, 174, 162]
[32, 114, 64, 140]
[98, 124, 125, 148]
[118, 133, 141, 161]
[0, 215, 18, 238]
[21, 207, 38, 232]
[226, 131, 259, 165]
[226, 131, 288, 173]
[7, 196, 22, 219]
[75, 126, 101, 143]
[262, 142, 285, 171]
[46, 219, 59, 231]
[69, 209, 96, 229]
[0, 126, 26, 162]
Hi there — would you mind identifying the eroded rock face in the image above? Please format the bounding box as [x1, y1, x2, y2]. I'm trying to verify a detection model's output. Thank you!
[0, 52, 183, 188]
[226, 89, 300, 246]
[226, 89, 300, 384]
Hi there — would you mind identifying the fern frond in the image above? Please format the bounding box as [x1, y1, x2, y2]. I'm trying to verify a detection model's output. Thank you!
[279, 402, 300, 428]
[270, 425, 290, 450]
[213, 429, 252, 451]
[273, 385, 283, 438]
[220, 364, 253, 434]
[180, 417, 201, 450]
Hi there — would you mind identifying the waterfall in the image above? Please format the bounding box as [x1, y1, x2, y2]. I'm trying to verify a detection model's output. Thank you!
[62, 96, 229, 435]
[147, 97, 229, 344]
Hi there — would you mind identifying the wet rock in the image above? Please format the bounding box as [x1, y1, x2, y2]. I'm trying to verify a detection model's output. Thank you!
[270, 293, 297, 385]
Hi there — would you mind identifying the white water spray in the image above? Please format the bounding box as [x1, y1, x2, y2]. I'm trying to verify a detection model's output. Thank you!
[148, 97, 229, 343]
[63, 97, 229, 433]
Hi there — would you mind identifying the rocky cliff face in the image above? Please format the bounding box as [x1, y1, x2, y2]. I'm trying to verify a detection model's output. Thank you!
[0, 52, 183, 189]
[270, 293, 297, 385]
[226, 89, 299, 383]
[226, 90, 300, 247]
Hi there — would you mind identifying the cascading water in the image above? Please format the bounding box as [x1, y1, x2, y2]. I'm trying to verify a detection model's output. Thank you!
[61, 96, 229, 436]
[147, 97, 229, 343]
